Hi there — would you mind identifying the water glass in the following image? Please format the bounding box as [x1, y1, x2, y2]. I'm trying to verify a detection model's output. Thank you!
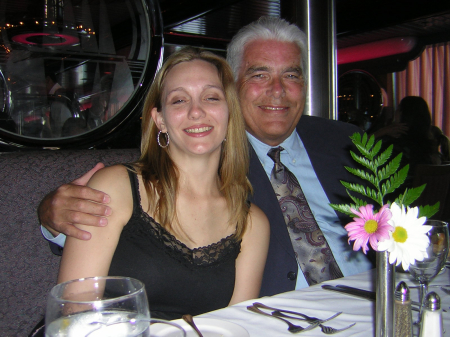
[409, 220, 449, 323]
[45, 276, 185, 337]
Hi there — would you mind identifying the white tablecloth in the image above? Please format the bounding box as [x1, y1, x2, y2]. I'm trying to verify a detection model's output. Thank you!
[199, 268, 450, 336]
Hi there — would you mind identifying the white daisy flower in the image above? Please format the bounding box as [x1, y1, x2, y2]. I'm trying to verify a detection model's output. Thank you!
[377, 202, 431, 270]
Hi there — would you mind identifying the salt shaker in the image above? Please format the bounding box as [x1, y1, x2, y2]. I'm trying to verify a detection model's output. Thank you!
[395, 281, 412, 337]
[419, 292, 443, 337]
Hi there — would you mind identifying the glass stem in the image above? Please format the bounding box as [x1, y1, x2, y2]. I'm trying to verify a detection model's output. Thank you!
[418, 281, 429, 323]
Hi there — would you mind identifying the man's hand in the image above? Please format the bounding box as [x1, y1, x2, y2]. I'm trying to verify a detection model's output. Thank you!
[38, 163, 111, 240]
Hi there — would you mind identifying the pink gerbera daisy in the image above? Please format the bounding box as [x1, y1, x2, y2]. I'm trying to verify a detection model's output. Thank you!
[345, 204, 393, 254]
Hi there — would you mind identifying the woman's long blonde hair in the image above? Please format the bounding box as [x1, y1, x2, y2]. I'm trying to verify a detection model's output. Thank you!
[136, 47, 252, 240]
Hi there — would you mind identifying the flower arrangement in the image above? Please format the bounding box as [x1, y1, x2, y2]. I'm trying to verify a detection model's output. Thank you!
[330, 133, 439, 270]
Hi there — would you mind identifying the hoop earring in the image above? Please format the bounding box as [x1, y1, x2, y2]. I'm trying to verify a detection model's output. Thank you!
[157, 131, 169, 148]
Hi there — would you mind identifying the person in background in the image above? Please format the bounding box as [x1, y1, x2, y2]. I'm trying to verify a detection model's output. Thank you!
[384, 97, 442, 185]
[45, 72, 73, 137]
[38, 17, 373, 297]
[370, 107, 409, 140]
[56, 47, 270, 319]
[431, 125, 450, 163]
[87, 74, 114, 128]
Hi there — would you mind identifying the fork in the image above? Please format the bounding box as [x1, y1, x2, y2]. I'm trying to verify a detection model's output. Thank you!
[273, 311, 356, 335]
[247, 305, 319, 333]
[252, 302, 342, 323]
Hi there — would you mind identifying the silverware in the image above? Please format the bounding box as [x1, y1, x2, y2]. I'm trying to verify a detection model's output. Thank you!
[322, 285, 421, 309]
[319, 323, 357, 335]
[321, 285, 376, 301]
[336, 284, 422, 307]
[335, 285, 376, 300]
[247, 305, 319, 333]
[273, 311, 356, 335]
[441, 287, 450, 295]
[182, 314, 204, 337]
[252, 302, 342, 323]
[409, 284, 450, 289]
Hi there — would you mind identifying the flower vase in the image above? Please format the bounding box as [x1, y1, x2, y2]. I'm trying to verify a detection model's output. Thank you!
[375, 250, 395, 337]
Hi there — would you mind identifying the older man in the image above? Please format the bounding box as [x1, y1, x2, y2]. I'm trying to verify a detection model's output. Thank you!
[39, 17, 372, 297]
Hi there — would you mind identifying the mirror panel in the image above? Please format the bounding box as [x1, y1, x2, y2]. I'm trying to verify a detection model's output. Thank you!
[0, 0, 162, 148]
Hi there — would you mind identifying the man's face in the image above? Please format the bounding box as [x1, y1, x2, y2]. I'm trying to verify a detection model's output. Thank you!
[237, 39, 307, 146]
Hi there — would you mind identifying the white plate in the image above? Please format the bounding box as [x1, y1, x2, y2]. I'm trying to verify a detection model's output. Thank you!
[150, 318, 249, 337]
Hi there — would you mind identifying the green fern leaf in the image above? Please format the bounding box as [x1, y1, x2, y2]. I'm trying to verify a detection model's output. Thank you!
[331, 132, 429, 221]
[377, 166, 387, 182]
[364, 135, 376, 160]
[346, 167, 376, 185]
[366, 134, 375, 149]
[348, 192, 368, 208]
[350, 132, 362, 144]
[329, 203, 354, 217]
[378, 153, 402, 181]
[419, 202, 440, 219]
[373, 145, 393, 168]
[341, 181, 368, 196]
[369, 139, 382, 158]
[401, 184, 426, 206]
[385, 166, 409, 195]
[349, 152, 373, 170]
[365, 186, 382, 205]
[381, 180, 391, 195]
[355, 143, 371, 158]
[361, 132, 368, 147]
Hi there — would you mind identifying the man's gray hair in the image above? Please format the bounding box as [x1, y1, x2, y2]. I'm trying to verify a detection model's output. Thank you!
[227, 16, 308, 84]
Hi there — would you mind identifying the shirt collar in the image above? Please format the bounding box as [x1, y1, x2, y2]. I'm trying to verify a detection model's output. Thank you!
[247, 130, 304, 172]
[247, 129, 300, 156]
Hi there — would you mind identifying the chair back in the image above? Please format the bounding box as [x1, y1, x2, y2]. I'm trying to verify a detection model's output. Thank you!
[412, 164, 450, 222]
[0, 148, 140, 336]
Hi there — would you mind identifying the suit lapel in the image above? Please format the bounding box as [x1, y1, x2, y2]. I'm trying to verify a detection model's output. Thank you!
[297, 116, 360, 226]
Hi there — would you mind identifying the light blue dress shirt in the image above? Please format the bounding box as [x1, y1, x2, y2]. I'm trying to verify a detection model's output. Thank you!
[247, 131, 373, 289]
[41, 226, 66, 247]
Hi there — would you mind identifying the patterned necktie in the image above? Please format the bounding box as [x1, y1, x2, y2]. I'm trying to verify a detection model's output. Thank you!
[268, 146, 343, 285]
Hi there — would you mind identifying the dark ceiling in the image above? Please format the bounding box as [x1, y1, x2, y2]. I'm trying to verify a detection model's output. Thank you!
[2, 0, 449, 74]
[161, 0, 450, 52]
[4, 0, 449, 53]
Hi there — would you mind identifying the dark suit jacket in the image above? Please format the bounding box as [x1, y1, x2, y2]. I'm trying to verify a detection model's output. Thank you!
[248, 115, 370, 297]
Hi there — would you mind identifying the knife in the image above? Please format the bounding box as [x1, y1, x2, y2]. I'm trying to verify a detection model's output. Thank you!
[321, 285, 375, 301]
[322, 284, 421, 308]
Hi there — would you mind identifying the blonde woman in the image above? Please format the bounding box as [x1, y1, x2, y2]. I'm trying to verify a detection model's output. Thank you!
[57, 47, 270, 320]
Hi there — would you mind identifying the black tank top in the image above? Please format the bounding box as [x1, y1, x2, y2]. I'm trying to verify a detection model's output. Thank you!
[108, 168, 241, 320]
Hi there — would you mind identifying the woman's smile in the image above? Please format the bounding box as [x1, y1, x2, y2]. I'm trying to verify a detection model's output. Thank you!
[184, 125, 213, 135]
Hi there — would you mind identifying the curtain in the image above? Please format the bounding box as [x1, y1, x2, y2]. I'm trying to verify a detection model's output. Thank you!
[392, 42, 450, 136]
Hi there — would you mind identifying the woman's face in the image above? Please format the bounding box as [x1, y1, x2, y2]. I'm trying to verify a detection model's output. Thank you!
[153, 59, 229, 159]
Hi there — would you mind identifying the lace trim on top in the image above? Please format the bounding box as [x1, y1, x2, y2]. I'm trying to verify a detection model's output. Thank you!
[123, 170, 241, 267]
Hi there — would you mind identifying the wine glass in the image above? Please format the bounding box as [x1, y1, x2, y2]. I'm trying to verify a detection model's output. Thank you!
[408, 220, 449, 323]
[45, 276, 185, 337]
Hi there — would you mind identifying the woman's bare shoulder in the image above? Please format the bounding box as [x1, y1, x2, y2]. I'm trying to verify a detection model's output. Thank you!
[88, 164, 131, 187]
[88, 164, 134, 216]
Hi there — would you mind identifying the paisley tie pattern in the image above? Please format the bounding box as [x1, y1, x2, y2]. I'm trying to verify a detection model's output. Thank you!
[268, 146, 343, 285]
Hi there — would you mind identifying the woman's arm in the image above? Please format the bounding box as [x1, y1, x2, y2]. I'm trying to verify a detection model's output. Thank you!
[57, 165, 133, 283]
[229, 203, 270, 305]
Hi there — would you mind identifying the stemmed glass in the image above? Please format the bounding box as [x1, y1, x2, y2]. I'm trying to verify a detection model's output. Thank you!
[45, 276, 185, 337]
[408, 220, 449, 323]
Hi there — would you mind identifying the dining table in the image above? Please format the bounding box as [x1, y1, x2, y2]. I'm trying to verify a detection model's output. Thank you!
[182, 268, 450, 337]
